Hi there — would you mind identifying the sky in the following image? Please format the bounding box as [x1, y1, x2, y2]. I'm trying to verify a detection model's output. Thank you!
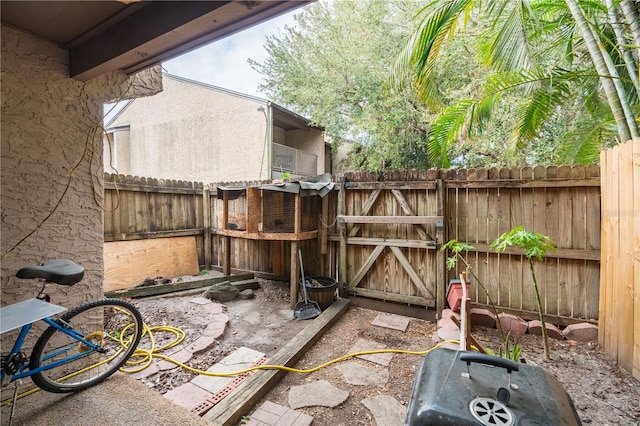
[162, 9, 302, 99]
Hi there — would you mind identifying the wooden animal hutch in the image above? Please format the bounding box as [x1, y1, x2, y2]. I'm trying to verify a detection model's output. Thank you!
[217, 179, 332, 307]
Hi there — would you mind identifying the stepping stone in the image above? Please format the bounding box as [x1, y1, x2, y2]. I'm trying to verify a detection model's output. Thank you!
[371, 313, 410, 332]
[204, 303, 225, 315]
[246, 401, 313, 426]
[288, 380, 349, 409]
[191, 347, 265, 393]
[349, 338, 394, 367]
[164, 382, 212, 410]
[185, 335, 217, 354]
[157, 348, 193, 371]
[361, 395, 406, 426]
[203, 319, 227, 339]
[190, 296, 212, 305]
[336, 362, 389, 386]
[130, 361, 159, 379]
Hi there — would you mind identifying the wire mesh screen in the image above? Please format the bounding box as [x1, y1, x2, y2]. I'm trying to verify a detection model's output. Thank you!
[262, 191, 295, 233]
[261, 191, 319, 233]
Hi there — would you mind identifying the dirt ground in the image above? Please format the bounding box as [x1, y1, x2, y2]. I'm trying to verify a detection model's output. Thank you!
[132, 275, 640, 425]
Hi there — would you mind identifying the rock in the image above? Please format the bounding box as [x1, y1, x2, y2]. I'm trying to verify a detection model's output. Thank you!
[437, 318, 459, 330]
[433, 327, 461, 344]
[528, 320, 564, 340]
[336, 362, 389, 386]
[563, 323, 598, 342]
[288, 380, 349, 409]
[238, 289, 255, 299]
[231, 279, 261, 291]
[470, 308, 497, 329]
[202, 282, 239, 302]
[497, 313, 528, 336]
[361, 395, 406, 426]
[441, 309, 461, 322]
[138, 276, 170, 287]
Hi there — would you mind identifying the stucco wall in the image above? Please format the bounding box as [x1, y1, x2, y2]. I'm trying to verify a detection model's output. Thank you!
[111, 75, 270, 183]
[1, 25, 162, 318]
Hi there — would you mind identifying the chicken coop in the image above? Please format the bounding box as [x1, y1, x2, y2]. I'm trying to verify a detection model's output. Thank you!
[215, 176, 335, 308]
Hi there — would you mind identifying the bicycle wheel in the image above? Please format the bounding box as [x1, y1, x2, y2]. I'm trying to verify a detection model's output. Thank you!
[29, 298, 143, 393]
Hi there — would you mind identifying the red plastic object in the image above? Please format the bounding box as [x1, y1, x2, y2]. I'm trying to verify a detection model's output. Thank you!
[446, 279, 470, 313]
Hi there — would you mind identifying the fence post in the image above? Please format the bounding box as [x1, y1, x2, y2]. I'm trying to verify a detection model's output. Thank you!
[203, 188, 211, 269]
[436, 178, 446, 319]
[338, 176, 347, 295]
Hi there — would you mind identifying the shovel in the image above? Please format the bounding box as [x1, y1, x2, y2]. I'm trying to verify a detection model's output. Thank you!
[293, 249, 321, 320]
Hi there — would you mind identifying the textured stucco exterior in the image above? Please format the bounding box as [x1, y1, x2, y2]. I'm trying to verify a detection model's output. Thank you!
[106, 74, 326, 183]
[1, 25, 162, 318]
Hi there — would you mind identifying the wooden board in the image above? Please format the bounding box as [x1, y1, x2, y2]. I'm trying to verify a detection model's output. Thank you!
[104, 236, 199, 292]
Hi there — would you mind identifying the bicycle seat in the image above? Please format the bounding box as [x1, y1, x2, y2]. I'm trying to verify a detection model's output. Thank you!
[16, 259, 84, 285]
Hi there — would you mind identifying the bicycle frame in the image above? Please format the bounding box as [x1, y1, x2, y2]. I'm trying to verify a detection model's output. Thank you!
[1, 316, 105, 384]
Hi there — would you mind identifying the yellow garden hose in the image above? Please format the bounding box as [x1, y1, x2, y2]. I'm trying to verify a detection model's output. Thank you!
[1, 319, 470, 406]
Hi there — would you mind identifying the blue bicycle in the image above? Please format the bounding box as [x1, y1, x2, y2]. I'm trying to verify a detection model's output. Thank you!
[1, 259, 143, 396]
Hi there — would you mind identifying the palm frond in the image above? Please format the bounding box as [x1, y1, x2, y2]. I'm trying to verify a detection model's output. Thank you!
[427, 99, 477, 167]
[392, 0, 474, 104]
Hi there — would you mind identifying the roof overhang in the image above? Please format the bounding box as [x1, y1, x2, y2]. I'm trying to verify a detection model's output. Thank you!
[1, 1, 312, 82]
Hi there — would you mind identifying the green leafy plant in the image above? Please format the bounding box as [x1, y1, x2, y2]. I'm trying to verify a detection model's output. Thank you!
[499, 332, 523, 362]
[491, 226, 556, 360]
[199, 269, 208, 275]
[441, 239, 504, 337]
[281, 172, 291, 180]
[240, 416, 251, 424]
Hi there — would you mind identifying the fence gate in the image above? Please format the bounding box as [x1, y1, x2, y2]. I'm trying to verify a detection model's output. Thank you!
[335, 173, 446, 310]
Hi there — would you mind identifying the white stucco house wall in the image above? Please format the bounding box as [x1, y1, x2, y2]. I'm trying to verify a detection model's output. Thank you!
[104, 73, 330, 183]
[1, 25, 162, 312]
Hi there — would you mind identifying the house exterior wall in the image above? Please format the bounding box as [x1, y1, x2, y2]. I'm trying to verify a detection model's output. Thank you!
[286, 128, 326, 175]
[109, 76, 271, 183]
[1, 26, 161, 316]
[105, 127, 132, 175]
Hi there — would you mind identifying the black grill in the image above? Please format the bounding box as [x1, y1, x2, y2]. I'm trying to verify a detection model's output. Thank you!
[405, 348, 582, 425]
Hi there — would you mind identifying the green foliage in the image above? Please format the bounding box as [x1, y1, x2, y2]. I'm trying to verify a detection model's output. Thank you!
[441, 239, 475, 271]
[499, 333, 523, 362]
[491, 226, 555, 360]
[395, 0, 639, 166]
[251, 0, 434, 171]
[491, 226, 556, 261]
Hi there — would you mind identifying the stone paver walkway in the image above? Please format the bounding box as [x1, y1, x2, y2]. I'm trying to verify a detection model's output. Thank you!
[155, 303, 417, 426]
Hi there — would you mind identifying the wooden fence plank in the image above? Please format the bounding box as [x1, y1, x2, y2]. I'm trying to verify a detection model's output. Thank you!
[616, 141, 635, 372]
[104, 236, 199, 291]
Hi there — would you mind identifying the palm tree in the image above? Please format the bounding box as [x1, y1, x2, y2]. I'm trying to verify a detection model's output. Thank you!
[393, 0, 639, 167]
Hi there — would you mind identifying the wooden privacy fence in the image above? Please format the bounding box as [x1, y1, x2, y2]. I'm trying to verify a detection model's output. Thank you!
[104, 165, 601, 324]
[599, 138, 639, 380]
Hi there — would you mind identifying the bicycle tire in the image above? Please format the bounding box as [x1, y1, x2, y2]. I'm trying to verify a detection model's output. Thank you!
[29, 298, 143, 393]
